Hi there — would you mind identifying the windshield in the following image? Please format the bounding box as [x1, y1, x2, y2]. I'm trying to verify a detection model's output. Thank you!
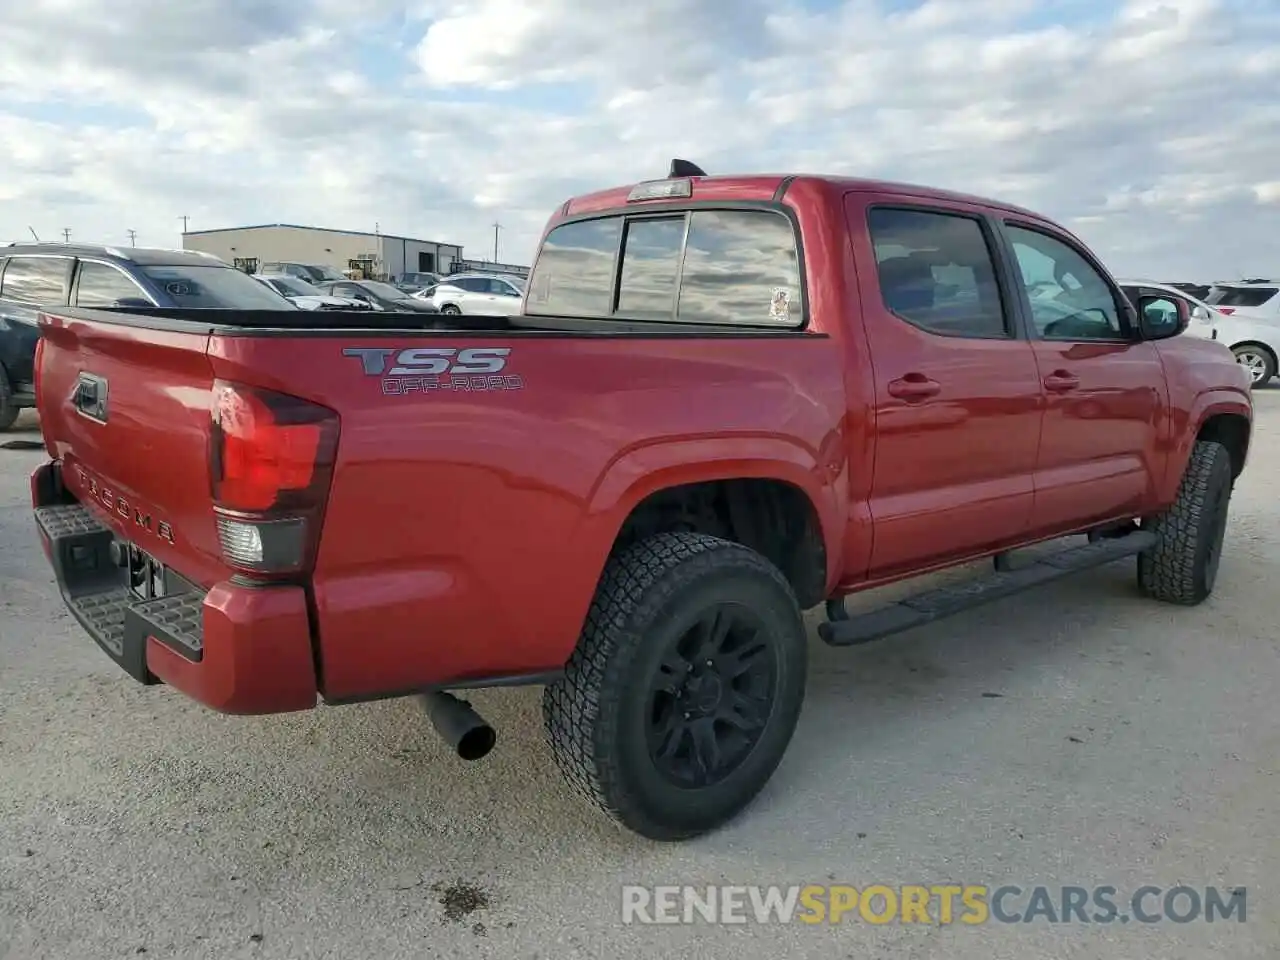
[142, 265, 297, 309]
[303, 264, 346, 282]
[360, 280, 411, 300]
[269, 275, 325, 297]
[1206, 286, 1278, 308]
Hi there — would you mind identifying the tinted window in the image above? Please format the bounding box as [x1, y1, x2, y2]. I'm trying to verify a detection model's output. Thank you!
[1, 256, 70, 305]
[1005, 225, 1123, 340]
[74, 261, 150, 306]
[526, 217, 623, 317]
[867, 208, 1008, 337]
[677, 210, 801, 326]
[617, 217, 683, 320]
[1207, 286, 1278, 308]
[140, 265, 295, 309]
[525, 210, 801, 326]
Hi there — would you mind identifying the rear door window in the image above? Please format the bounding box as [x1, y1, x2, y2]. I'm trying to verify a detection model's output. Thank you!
[0, 256, 72, 305]
[526, 208, 802, 326]
[867, 207, 1009, 338]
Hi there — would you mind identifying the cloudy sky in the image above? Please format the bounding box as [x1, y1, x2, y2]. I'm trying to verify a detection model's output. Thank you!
[2, 0, 1276, 280]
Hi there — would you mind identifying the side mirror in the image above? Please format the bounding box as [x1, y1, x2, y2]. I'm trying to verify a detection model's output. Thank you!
[1191, 305, 1211, 322]
[1138, 295, 1189, 340]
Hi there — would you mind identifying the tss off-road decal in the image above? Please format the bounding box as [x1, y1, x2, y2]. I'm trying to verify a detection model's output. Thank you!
[343, 346, 524, 395]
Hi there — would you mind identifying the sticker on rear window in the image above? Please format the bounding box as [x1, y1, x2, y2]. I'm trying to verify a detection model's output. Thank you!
[770, 287, 792, 323]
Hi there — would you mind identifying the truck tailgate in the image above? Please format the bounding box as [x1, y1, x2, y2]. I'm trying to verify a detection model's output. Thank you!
[37, 311, 229, 587]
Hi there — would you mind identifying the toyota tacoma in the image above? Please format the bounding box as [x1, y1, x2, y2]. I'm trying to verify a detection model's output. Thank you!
[29, 161, 1252, 841]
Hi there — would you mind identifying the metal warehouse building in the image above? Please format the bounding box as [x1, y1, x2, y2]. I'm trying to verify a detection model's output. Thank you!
[181, 223, 464, 280]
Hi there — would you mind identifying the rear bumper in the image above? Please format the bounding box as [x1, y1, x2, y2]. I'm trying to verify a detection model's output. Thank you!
[31, 459, 318, 715]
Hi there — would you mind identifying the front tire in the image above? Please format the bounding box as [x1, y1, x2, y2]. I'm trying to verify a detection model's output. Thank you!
[1137, 440, 1234, 605]
[542, 532, 808, 841]
[440, 304, 462, 316]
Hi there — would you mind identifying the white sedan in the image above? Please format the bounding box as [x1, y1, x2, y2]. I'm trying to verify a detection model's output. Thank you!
[1119, 279, 1280, 387]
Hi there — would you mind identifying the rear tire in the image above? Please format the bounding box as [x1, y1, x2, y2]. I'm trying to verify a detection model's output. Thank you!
[0, 364, 18, 432]
[1137, 440, 1234, 605]
[441, 304, 462, 316]
[542, 532, 808, 841]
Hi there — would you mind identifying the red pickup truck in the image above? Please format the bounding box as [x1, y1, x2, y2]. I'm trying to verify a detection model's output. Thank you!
[30, 161, 1252, 841]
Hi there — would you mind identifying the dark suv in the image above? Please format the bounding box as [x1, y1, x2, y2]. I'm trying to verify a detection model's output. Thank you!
[0, 243, 294, 429]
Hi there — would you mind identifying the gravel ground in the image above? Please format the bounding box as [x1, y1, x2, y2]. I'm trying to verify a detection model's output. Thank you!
[2, 400, 1278, 960]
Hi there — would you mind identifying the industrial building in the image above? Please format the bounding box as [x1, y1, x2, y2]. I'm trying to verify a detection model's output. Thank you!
[180, 223, 465, 281]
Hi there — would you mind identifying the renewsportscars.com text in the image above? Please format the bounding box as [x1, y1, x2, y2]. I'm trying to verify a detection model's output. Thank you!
[621, 884, 1247, 926]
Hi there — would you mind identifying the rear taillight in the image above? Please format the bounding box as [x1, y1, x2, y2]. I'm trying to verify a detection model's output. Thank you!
[209, 380, 339, 579]
[1217, 307, 1235, 315]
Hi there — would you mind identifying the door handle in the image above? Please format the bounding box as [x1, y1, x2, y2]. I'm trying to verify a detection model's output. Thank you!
[1043, 370, 1080, 392]
[887, 374, 941, 400]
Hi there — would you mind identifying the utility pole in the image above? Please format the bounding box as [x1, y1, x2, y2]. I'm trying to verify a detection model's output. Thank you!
[127, 229, 137, 247]
[178, 215, 189, 234]
[492, 222, 502, 263]
[62, 228, 71, 243]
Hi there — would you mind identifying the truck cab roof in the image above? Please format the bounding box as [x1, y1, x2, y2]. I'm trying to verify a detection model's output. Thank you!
[559, 166, 1044, 222]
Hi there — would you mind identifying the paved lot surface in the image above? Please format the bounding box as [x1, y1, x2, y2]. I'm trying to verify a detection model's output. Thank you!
[2, 400, 1278, 960]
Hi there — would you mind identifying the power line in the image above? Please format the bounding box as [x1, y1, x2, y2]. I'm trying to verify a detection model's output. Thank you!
[62, 228, 71, 243]
[492, 221, 502, 262]
[126, 229, 137, 247]
[178, 215, 189, 233]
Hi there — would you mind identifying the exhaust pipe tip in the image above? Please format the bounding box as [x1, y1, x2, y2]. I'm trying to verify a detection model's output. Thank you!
[419, 691, 496, 760]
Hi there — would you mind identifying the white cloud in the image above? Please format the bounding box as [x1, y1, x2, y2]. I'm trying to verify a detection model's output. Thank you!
[0, 0, 1277, 280]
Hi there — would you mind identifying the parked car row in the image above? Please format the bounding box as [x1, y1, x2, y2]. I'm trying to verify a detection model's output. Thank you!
[1157, 279, 1280, 386]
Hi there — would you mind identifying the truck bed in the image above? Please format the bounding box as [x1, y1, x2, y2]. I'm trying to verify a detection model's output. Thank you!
[32, 304, 842, 707]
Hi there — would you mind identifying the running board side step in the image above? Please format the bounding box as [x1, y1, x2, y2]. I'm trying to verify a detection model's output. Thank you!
[817, 531, 1157, 647]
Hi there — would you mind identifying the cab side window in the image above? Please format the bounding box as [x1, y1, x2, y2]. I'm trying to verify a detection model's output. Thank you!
[1005, 225, 1124, 341]
[867, 207, 1010, 338]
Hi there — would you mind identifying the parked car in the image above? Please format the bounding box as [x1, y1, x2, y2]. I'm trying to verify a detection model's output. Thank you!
[27, 162, 1251, 842]
[393, 271, 440, 295]
[1204, 282, 1280, 319]
[313, 278, 441, 314]
[1165, 282, 1214, 302]
[259, 261, 349, 285]
[426, 273, 525, 315]
[0, 242, 294, 429]
[253, 273, 371, 311]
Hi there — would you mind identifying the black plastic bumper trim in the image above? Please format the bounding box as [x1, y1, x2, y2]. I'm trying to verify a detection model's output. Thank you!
[34, 501, 207, 679]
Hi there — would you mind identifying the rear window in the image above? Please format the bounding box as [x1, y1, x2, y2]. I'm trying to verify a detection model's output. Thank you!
[525, 208, 802, 327]
[1206, 286, 1278, 308]
[0, 256, 71, 306]
[141, 265, 296, 310]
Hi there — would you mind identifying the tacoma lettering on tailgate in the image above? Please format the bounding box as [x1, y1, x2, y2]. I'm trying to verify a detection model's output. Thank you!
[73, 464, 176, 544]
[343, 346, 524, 396]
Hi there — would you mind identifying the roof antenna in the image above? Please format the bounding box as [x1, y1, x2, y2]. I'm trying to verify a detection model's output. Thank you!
[668, 158, 707, 178]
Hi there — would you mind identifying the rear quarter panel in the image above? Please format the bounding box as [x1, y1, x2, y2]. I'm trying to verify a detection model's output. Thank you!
[208, 334, 848, 700]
